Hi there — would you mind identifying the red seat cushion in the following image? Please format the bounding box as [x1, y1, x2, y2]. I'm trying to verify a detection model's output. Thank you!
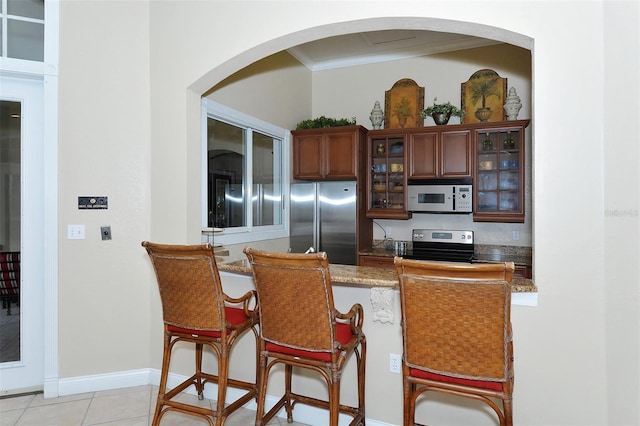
[265, 322, 354, 362]
[167, 306, 249, 338]
[410, 368, 504, 391]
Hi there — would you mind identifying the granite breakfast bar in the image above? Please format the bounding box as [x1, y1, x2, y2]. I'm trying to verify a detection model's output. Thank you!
[217, 256, 537, 293]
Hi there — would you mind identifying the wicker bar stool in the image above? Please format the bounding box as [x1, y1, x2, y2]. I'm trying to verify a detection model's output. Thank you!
[243, 247, 366, 426]
[394, 258, 515, 426]
[142, 241, 259, 426]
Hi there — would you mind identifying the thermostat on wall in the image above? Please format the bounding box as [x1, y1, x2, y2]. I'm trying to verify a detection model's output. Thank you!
[78, 196, 108, 209]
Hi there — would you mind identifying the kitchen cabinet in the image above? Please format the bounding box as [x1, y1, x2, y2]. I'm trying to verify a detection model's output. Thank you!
[292, 125, 367, 180]
[358, 255, 395, 268]
[366, 125, 470, 220]
[408, 128, 471, 179]
[366, 130, 411, 219]
[515, 264, 532, 279]
[365, 121, 528, 221]
[473, 120, 530, 222]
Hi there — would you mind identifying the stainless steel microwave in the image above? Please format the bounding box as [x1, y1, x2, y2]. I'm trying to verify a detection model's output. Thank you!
[407, 184, 472, 213]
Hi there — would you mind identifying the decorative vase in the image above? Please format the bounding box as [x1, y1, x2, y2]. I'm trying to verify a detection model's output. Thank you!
[482, 133, 493, 150]
[474, 107, 492, 122]
[369, 101, 384, 129]
[504, 87, 523, 120]
[502, 131, 515, 149]
[431, 112, 450, 125]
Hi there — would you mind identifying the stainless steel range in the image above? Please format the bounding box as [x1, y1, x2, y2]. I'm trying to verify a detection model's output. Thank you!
[405, 229, 474, 263]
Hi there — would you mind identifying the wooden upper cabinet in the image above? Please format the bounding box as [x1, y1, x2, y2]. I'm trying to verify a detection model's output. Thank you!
[408, 128, 471, 180]
[292, 126, 367, 180]
[408, 132, 438, 178]
[366, 131, 410, 219]
[473, 120, 530, 223]
[325, 131, 359, 179]
[292, 133, 324, 179]
[441, 130, 472, 178]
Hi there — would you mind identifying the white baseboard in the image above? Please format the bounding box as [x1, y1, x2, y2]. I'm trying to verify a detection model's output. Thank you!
[55, 368, 393, 425]
[57, 368, 153, 396]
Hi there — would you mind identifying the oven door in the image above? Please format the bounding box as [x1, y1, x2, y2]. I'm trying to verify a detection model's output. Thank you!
[405, 245, 474, 263]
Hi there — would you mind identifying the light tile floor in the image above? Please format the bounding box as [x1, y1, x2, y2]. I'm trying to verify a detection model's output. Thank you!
[0, 385, 309, 426]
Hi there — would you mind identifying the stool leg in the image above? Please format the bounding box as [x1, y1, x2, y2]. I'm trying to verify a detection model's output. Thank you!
[329, 370, 340, 426]
[357, 342, 366, 422]
[214, 348, 229, 426]
[284, 364, 294, 422]
[255, 352, 269, 426]
[195, 343, 205, 399]
[503, 398, 513, 426]
[403, 380, 414, 426]
[152, 334, 172, 426]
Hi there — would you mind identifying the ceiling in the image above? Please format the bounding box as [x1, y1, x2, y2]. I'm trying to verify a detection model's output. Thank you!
[287, 30, 501, 71]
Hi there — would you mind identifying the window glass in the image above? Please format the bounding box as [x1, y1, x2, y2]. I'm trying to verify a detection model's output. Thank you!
[252, 131, 282, 226]
[207, 119, 245, 229]
[8, 0, 45, 20]
[1, 0, 44, 62]
[0, 100, 22, 363]
[0, 101, 21, 251]
[204, 100, 288, 245]
[7, 19, 44, 61]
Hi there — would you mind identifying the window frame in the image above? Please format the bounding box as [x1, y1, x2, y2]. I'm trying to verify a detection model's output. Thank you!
[202, 98, 290, 246]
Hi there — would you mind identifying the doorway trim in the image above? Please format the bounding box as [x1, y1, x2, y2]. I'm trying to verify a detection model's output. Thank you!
[42, 0, 60, 398]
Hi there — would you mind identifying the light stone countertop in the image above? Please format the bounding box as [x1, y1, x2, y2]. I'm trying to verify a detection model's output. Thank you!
[217, 257, 537, 293]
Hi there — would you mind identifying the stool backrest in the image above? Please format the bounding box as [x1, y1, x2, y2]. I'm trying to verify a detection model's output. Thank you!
[395, 258, 514, 381]
[244, 248, 336, 352]
[142, 242, 226, 331]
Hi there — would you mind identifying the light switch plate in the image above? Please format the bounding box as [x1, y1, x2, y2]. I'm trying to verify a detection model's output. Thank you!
[67, 224, 85, 240]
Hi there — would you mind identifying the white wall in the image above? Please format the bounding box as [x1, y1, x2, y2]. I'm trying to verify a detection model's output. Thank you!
[54, 1, 639, 425]
[58, 0, 153, 377]
[208, 50, 312, 130]
[602, 2, 640, 421]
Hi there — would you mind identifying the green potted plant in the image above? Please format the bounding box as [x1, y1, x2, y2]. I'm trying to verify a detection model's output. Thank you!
[295, 116, 357, 130]
[421, 97, 463, 125]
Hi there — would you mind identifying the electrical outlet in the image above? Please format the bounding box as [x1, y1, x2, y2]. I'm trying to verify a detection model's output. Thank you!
[389, 353, 401, 374]
[385, 226, 392, 237]
[512, 230, 520, 241]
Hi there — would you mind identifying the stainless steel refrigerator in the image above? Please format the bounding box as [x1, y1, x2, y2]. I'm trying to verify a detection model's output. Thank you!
[290, 181, 358, 265]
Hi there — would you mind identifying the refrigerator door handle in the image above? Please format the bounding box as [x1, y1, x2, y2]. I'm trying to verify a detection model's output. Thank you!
[314, 186, 320, 250]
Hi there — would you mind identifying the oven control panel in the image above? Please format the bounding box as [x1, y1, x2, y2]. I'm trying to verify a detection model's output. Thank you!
[412, 229, 474, 245]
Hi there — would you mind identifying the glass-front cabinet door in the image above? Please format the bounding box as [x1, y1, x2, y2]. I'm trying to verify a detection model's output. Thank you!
[473, 122, 527, 222]
[367, 131, 410, 219]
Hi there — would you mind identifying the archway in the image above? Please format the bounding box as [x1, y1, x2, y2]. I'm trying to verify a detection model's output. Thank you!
[192, 16, 534, 251]
[189, 17, 533, 94]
